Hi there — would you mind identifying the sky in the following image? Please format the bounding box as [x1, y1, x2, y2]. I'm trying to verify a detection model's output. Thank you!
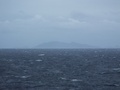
[0, 0, 120, 48]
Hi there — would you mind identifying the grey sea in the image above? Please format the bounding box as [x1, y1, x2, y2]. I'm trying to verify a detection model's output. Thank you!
[0, 49, 120, 90]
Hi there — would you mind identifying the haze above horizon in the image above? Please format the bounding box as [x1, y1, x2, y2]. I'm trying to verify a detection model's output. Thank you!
[0, 0, 120, 48]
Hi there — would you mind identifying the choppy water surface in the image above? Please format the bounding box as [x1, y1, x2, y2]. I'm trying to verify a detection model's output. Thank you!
[0, 49, 120, 90]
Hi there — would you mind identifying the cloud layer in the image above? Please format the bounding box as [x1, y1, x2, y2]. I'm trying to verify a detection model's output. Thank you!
[0, 0, 120, 48]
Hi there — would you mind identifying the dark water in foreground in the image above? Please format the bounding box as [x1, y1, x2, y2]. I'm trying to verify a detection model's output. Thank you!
[0, 49, 120, 90]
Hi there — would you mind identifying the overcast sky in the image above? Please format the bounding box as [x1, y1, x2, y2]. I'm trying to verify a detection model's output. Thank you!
[0, 0, 120, 48]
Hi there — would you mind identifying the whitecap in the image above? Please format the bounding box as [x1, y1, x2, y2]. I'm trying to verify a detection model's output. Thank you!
[38, 54, 45, 56]
[21, 76, 30, 79]
[60, 77, 67, 80]
[36, 59, 43, 62]
[112, 68, 120, 71]
[71, 79, 82, 82]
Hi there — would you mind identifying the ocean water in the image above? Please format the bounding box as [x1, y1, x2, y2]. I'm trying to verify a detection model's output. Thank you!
[0, 49, 120, 90]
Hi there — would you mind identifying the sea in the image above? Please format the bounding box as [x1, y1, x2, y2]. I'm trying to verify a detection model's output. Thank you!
[0, 49, 120, 90]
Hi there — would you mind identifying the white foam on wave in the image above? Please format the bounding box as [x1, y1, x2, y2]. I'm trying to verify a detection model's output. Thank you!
[21, 76, 30, 79]
[60, 77, 67, 80]
[112, 68, 120, 71]
[71, 79, 83, 82]
[38, 54, 45, 56]
[36, 59, 43, 62]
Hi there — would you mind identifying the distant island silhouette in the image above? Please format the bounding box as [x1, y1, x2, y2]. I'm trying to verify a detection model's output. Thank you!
[36, 41, 95, 49]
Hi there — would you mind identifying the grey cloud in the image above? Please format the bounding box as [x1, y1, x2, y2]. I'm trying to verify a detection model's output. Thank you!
[0, 0, 120, 48]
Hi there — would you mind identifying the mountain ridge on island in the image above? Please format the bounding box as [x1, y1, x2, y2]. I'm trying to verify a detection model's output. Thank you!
[36, 41, 95, 49]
